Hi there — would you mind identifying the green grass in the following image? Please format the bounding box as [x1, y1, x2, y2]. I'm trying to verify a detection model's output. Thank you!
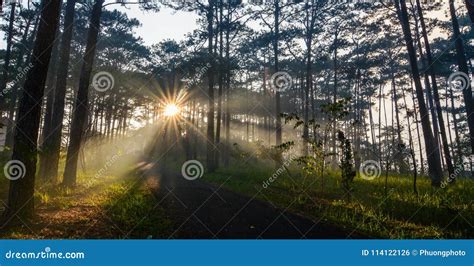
[0, 154, 171, 239]
[204, 160, 474, 239]
[102, 177, 172, 239]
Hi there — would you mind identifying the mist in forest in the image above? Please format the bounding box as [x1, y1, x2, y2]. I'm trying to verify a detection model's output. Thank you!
[0, 0, 472, 240]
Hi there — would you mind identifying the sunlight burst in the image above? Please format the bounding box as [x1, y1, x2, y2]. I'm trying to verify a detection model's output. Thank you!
[164, 103, 180, 117]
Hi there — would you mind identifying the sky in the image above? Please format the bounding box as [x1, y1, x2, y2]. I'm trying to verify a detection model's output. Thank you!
[0, 4, 199, 49]
[109, 5, 198, 45]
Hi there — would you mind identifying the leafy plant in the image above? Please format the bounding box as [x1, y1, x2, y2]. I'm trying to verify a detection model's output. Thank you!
[337, 130, 356, 199]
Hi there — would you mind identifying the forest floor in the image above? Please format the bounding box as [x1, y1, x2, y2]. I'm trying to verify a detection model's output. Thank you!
[203, 162, 474, 239]
[0, 165, 172, 239]
[151, 165, 362, 239]
[0, 158, 472, 239]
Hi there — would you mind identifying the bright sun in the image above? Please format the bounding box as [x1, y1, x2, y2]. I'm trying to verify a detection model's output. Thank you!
[164, 103, 180, 117]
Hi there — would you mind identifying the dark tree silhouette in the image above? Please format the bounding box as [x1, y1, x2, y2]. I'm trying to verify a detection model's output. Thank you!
[415, 0, 454, 178]
[38, 0, 77, 182]
[449, 0, 474, 155]
[395, 0, 442, 186]
[0, 2, 16, 110]
[3, 0, 62, 221]
[63, 0, 104, 186]
[206, 0, 216, 172]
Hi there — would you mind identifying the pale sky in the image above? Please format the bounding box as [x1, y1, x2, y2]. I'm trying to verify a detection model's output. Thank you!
[108, 5, 198, 45]
[0, 4, 198, 49]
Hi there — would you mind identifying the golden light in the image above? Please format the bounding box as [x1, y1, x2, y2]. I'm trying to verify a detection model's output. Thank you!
[164, 103, 180, 117]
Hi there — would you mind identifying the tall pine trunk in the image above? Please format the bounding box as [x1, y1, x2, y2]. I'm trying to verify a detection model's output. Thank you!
[0, 2, 16, 110]
[40, 0, 76, 182]
[63, 0, 103, 186]
[465, 0, 474, 23]
[3, 0, 62, 221]
[449, 0, 474, 154]
[215, 1, 224, 168]
[223, 8, 231, 166]
[416, 0, 454, 177]
[206, 0, 216, 172]
[414, 22, 442, 171]
[4, 15, 34, 151]
[396, 0, 443, 186]
[38, 27, 61, 180]
[274, 0, 282, 146]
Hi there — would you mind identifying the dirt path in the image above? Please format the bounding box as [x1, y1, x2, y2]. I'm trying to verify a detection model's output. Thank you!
[152, 167, 365, 239]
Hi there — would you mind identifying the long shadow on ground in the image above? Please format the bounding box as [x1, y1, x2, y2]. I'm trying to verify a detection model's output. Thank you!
[147, 164, 367, 239]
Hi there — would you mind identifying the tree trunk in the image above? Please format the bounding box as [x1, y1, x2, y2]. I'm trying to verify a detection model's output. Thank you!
[396, 0, 443, 186]
[206, 0, 216, 172]
[63, 0, 103, 187]
[449, 0, 474, 154]
[331, 28, 339, 168]
[3, 0, 62, 222]
[223, 8, 231, 166]
[401, 87, 418, 195]
[412, 84, 425, 175]
[449, 85, 463, 167]
[215, 0, 224, 168]
[0, 2, 16, 110]
[464, 0, 474, 23]
[414, 22, 442, 171]
[38, 26, 61, 181]
[303, 37, 312, 156]
[416, 0, 454, 177]
[274, 0, 282, 146]
[302, 2, 314, 156]
[4, 15, 34, 151]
